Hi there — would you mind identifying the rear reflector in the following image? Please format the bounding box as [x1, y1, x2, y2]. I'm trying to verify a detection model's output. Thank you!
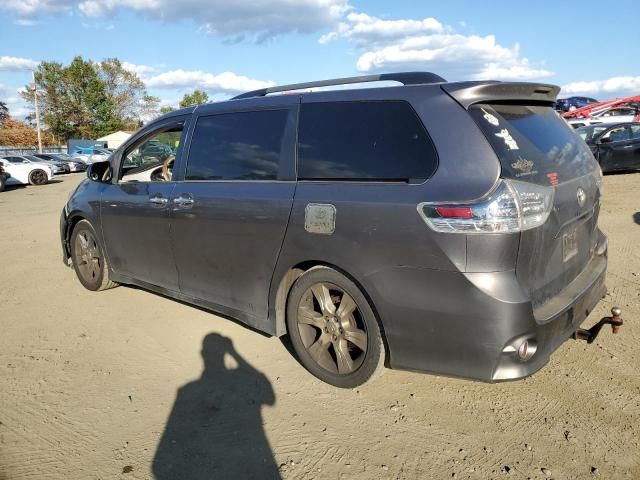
[435, 206, 473, 219]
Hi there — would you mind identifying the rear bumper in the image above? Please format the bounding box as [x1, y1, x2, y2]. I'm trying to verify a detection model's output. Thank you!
[366, 238, 608, 382]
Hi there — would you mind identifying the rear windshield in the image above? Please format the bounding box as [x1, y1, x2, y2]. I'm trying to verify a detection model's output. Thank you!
[469, 104, 597, 185]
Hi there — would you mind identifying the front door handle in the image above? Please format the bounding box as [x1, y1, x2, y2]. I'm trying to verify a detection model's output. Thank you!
[149, 194, 168, 205]
[173, 194, 194, 207]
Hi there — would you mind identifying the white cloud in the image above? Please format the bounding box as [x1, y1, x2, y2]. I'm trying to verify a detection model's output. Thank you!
[0, 84, 32, 119]
[0, 56, 39, 71]
[2, 0, 350, 42]
[122, 61, 161, 79]
[319, 13, 443, 45]
[561, 76, 640, 98]
[321, 13, 553, 81]
[0, 0, 73, 16]
[145, 69, 274, 94]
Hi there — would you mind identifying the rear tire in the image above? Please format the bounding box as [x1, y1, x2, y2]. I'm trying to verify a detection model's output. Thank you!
[70, 220, 118, 291]
[29, 169, 48, 185]
[0, 176, 5, 192]
[286, 266, 385, 388]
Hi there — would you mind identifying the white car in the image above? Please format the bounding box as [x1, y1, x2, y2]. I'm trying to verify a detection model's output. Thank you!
[568, 106, 639, 127]
[0, 157, 53, 186]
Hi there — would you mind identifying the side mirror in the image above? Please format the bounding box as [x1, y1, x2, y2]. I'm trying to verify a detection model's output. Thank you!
[87, 160, 112, 182]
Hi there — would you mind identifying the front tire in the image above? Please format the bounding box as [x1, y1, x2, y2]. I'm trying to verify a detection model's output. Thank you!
[70, 220, 118, 291]
[286, 266, 385, 388]
[29, 169, 48, 185]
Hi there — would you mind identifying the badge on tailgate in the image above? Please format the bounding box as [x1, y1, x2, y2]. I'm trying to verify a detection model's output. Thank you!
[562, 228, 578, 262]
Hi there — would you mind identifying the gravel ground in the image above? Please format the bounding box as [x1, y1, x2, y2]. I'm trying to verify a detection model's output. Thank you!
[0, 173, 639, 480]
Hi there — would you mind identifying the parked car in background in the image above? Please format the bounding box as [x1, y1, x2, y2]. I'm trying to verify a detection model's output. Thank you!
[62, 72, 612, 388]
[0, 157, 53, 185]
[577, 122, 640, 172]
[71, 147, 113, 164]
[3, 155, 64, 175]
[22, 154, 69, 174]
[555, 96, 598, 112]
[32, 153, 86, 172]
[0, 164, 9, 192]
[568, 106, 640, 127]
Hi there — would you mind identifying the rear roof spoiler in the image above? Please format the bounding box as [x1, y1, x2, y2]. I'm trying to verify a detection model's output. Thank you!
[441, 81, 560, 109]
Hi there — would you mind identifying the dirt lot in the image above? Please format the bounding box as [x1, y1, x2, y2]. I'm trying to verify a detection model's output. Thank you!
[0, 173, 639, 480]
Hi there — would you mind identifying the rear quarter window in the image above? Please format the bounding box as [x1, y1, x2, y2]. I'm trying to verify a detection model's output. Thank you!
[298, 101, 438, 182]
[470, 104, 597, 185]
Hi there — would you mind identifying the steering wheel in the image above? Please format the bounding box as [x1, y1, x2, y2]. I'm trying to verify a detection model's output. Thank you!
[161, 155, 175, 181]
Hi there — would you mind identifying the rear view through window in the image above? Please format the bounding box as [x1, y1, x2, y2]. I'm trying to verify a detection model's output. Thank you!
[298, 101, 438, 182]
[470, 104, 597, 185]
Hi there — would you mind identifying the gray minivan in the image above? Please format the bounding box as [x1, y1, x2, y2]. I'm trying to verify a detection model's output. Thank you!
[61, 72, 617, 387]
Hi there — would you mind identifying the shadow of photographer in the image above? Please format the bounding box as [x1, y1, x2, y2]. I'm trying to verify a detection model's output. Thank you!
[152, 333, 280, 479]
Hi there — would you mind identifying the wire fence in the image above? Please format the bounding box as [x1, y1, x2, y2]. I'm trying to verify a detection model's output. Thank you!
[0, 146, 67, 157]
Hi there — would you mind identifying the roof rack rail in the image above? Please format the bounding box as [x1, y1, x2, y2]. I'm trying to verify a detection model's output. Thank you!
[231, 71, 446, 100]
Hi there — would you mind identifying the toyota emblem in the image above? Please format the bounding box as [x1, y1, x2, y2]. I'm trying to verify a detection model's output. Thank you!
[577, 187, 586, 208]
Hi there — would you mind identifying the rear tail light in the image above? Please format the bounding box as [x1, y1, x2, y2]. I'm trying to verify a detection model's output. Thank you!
[419, 179, 554, 233]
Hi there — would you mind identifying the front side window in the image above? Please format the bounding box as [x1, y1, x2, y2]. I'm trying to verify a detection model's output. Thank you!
[297, 101, 438, 182]
[602, 126, 630, 142]
[120, 126, 183, 183]
[630, 125, 640, 140]
[185, 109, 290, 181]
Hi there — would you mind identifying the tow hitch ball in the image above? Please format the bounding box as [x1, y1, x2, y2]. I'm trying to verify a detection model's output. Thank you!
[573, 307, 623, 344]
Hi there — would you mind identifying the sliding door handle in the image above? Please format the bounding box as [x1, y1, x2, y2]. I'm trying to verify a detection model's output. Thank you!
[149, 194, 168, 205]
[173, 194, 194, 207]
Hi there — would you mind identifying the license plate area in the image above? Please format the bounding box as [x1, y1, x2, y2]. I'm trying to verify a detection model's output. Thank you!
[563, 228, 578, 262]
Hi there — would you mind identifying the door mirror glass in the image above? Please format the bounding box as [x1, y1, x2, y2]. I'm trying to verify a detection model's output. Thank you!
[87, 161, 112, 182]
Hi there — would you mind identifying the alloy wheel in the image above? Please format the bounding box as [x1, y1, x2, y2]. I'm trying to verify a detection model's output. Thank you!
[296, 282, 368, 374]
[74, 230, 102, 284]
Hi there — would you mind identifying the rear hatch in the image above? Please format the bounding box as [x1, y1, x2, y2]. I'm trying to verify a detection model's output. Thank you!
[467, 103, 602, 318]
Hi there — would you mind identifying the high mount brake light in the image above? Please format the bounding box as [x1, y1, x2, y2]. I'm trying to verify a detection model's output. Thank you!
[418, 179, 554, 234]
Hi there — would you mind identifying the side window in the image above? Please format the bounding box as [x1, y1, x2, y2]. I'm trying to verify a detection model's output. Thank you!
[120, 126, 183, 183]
[185, 109, 289, 181]
[604, 126, 630, 142]
[630, 125, 640, 140]
[297, 101, 438, 182]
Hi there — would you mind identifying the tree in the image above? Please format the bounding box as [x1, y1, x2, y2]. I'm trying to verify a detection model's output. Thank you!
[0, 118, 55, 147]
[0, 101, 8, 127]
[22, 56, 149, 141]
[179, 90, 209, 108]
[160, 105, 177, 115]
[140, 95, 161, 123]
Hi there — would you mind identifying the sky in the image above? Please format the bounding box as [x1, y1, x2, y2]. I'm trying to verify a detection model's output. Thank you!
[1, 0, 640, 120]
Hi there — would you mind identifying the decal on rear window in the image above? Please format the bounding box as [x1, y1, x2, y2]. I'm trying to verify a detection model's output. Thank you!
[481, 108, 500, 126]
[510, 157, 538, 178]
[494, 129, 519, 151]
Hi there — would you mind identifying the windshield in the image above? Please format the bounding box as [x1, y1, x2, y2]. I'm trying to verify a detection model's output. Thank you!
[575, 125, 608, 142]
[470, 104, 597, 185]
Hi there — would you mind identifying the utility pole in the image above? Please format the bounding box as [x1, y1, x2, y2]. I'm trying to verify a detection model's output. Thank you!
[32, 70, 42, 153]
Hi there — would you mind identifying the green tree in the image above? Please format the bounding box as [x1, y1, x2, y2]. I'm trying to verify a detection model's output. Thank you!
[179, 89, 209, 108]
[160, 105, 177, 115]
[22, 56, 149, 141]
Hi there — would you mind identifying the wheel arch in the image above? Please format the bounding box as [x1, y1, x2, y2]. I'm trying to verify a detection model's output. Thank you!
[272, 260, 390, 364]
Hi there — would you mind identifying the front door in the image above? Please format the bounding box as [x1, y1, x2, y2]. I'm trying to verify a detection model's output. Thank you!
[597, 125, 631, 171]
[100, 118, 189, 291]
[170, 103, 298, 325]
